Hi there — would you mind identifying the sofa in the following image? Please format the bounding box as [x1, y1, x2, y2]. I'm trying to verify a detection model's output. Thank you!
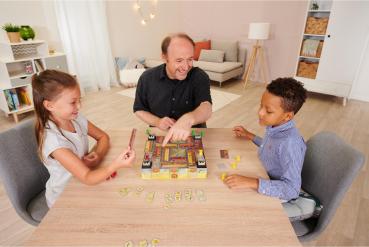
[144, 40, 247, 87]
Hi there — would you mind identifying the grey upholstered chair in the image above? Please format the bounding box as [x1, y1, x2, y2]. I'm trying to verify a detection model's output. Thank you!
[292, 131, 364, 241]
[0, 119, 49, 226]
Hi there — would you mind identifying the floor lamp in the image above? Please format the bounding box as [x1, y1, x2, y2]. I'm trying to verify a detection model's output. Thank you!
[243, 23, 270, 88]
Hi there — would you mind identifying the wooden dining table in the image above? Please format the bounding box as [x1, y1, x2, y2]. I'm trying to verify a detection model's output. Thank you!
[24, 128, 301, 246]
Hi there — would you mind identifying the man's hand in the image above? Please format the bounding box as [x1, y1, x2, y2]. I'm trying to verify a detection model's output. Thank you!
[223, 174, 259, 191]
[156, 117, 176, 130]
[162, 114, 193, 146]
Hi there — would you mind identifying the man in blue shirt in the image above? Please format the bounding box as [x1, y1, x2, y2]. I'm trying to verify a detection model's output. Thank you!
[224, 77, 307, 202]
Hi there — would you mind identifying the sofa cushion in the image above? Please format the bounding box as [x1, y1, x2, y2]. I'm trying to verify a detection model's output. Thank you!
[199, 50, 225, 63]
[194, 40, 211, 60]
[194, 60, 242, 73]
[211, 40, 238, 62]
[144, 59, 164, 68]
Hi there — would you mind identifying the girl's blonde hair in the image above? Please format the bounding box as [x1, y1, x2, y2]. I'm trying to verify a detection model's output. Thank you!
[32, 70, 78, 159]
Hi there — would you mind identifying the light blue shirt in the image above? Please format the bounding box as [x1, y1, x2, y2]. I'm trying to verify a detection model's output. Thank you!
[253, 120, 306, 201]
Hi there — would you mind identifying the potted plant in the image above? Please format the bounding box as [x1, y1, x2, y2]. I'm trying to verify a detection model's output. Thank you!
[2, 23, 21, 43]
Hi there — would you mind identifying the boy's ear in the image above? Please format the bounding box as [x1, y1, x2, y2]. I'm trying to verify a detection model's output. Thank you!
[284, 111, 294, 121]
[43, 100, 54, 112]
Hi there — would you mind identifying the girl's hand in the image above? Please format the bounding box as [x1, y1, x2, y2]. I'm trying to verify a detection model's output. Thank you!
[232, 126, 254, 140]
[113, 147, 136, 168]
[82, 151, 100, 167]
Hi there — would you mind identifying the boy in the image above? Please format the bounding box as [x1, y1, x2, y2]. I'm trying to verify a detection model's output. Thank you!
[224, 77, 307, 202]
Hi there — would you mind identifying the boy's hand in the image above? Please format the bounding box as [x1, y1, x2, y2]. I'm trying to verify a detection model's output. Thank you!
[82, 151, 100, 168]
[224, 174, 259, 191]
[113, 147, 136, 168]
[232, 126, 255, 141]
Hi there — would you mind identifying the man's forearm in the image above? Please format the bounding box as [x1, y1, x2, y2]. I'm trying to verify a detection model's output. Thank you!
[182, 101, 212, 126]
[135, 111, 161, 127]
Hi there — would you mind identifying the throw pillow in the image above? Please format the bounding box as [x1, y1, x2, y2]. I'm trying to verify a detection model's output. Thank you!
[198, 49, 225, 63]
[194, 40, 211, 60]
[211, 40, 238, 62]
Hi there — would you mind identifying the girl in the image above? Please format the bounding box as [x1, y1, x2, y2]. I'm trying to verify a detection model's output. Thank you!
[32, 70, 135, 208]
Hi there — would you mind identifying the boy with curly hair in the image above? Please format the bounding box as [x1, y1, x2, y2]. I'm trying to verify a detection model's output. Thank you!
[224, 77, 307, 202]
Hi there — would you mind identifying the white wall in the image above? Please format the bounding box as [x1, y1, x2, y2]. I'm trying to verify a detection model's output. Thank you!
[176, 1, 307, 81]
[106, 1, 180, 60]
[0, 1, 62, 51]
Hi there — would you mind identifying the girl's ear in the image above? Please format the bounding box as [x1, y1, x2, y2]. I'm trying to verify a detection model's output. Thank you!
[43, 100, 54, 112]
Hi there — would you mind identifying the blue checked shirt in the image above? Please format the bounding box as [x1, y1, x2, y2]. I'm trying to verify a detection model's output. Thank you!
[252, 120, 306, 201]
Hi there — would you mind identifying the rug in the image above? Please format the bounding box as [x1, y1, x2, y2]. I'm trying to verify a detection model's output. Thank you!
[117, 87, 240, 112]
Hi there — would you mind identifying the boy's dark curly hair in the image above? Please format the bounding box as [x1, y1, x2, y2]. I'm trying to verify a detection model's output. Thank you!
[266, 77, 307, 114]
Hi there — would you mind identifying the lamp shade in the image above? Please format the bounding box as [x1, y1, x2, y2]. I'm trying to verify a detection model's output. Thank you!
[248, 22, 270, 40]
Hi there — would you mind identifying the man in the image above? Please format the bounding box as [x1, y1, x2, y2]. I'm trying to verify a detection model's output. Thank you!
[133, 33, 212, 146]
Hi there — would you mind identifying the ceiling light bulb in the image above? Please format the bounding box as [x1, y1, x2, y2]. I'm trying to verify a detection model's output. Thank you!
[141, 19, 147, 25]
[149, 13, 155, 19]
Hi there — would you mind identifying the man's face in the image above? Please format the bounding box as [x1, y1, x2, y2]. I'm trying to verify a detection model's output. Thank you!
[162, 37, 194, 80]
[258, 90, 293, 127]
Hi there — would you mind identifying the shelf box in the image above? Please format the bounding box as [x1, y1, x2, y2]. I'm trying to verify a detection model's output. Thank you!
[297, 60, 319, 79]
[0, 40, 48, 62]
[305, 16, 329, 35]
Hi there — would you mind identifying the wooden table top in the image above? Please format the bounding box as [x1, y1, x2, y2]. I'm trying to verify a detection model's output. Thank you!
[25, 128, 300, 246]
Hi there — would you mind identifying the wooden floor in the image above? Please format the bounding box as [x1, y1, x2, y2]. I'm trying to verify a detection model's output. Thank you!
[0, 79, 368, 246]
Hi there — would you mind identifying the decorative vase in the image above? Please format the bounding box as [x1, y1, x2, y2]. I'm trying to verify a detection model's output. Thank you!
[19, 25, 35, 41]
[7, 32, 21, 43]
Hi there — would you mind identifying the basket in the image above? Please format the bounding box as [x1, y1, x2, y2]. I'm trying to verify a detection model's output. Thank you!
[305, 17, 329, 35]
[300, 40, 324, 58]
[297, 61, 319, 79]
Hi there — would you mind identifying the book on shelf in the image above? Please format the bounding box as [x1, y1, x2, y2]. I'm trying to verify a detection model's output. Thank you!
[4, 89, 16, 111]
[34, 59, 45, 72]
[16, 87, 32, 106]
[10, 89, 20, 110]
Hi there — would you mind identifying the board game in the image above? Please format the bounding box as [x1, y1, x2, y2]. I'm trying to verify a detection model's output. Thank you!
[141, 132, 207, 179]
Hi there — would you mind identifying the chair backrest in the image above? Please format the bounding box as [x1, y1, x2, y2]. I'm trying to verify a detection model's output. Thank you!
[299, 131, 364, 241]
[0, 119, 49, 225]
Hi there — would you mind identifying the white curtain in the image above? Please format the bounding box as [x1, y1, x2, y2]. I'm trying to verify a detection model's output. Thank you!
[54, 0, 117, 92]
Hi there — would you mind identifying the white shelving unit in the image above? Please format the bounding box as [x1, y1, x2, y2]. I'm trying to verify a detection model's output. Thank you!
[0, 40, 68, 122]
[295, 0, 369, 106]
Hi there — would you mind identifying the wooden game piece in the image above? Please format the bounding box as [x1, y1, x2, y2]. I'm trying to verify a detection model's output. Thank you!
[220, 150, 229, 159]
[129, 128, 137, 149]
[221, 172, 228, 181]
[138, 239, 148, 247]
[235, 155, 241, 162]
[184, 188, 193, 201]
[135, 186, 144, 196]
[151, 238, 160, 246]
[124, 240, 133, 247]
[231, 162, 238, 169]
[175, 191, 182, 201]
[146, 192, 155, 203]
[118, 187, 130, 197]
[196, 189, 206, 201]
[165, 193, 174, 204]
